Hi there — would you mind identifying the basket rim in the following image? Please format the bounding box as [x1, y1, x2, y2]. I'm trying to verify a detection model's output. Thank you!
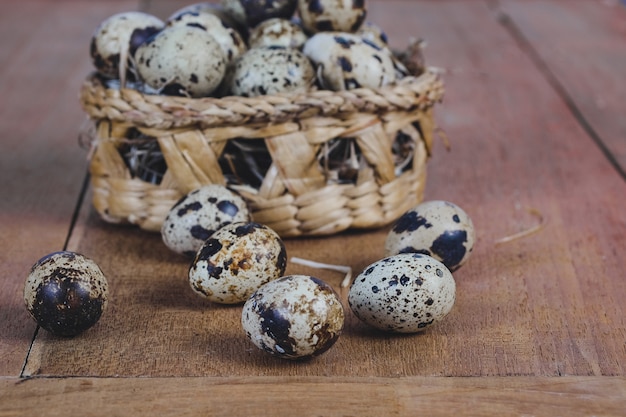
[80, 69, 444, 130]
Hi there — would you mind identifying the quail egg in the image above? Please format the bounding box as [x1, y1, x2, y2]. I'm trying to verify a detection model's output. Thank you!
[355, 24, 410, 78]
[297, 0, 367, 34]
[161, 185, 251, 257]
[348, 253, 455, 333]
[167, 2, 247, 34]
[166, 9, 246, 62]
[242, 274, 344, 359]
[135, 25, 227, 97]
[356, 21, 388, 49]
[303, 32, 396, 90]
[90, 11, 164, 80]
[24, 251, 109, 337]
[248, 18, 308, 49]
[189, 222, 287, 304]
[220, 0, 298, 28]
[227, 46, 316, 97]
[385, 200, 476, 271]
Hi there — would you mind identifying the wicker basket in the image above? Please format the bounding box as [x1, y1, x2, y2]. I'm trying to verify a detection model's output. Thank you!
[79, 48, 444, 238]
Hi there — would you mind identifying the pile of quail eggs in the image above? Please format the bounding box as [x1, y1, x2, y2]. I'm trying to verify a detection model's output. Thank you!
[24, 183, 475, 360]
[89, 0, 416, 98]
[25, 1, 475, 361]
[158, 184, 476, 357]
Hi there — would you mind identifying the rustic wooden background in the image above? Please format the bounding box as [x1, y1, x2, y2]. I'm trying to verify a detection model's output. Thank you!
[1, 0, 625, 415]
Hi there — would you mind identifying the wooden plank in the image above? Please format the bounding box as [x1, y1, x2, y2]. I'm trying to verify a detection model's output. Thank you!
[1, 376, 625, 416]
[20, 0, 626, 381]
[143, 0, 186, 19]
[498, 0, 626, 177]
[0, 0, 140, 376]
[396, 0, 626, 376]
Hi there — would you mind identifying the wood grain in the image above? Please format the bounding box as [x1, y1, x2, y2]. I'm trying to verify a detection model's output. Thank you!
[404, 0, 626, 377]
[498, 0, 626, 178]
[2, 0, 626, 414]
[19, 0, 626, 380]
[0, 0, 139, 376]
[1, 376, 625, 416]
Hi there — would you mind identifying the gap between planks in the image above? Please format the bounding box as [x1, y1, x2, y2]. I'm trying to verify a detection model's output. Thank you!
[17, 0, 626, 382]
[142, 0, 626, 182]
[18, 172, 92, 379]
[489, 0, 626, 181]
[1, 376, 626, 416]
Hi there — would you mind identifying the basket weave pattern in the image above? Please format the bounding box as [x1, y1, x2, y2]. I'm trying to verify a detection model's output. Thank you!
[80, 69, 444, 237]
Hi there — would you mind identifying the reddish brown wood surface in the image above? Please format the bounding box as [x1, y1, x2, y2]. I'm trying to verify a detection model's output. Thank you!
[1, 0, 625, 415]
[499, 0, 626, 178]
[0, 0, 141, 376]
[2, 376, 626, 417]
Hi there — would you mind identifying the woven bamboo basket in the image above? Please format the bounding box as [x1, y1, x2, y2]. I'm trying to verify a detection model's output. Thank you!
[79, 45, 444, 238]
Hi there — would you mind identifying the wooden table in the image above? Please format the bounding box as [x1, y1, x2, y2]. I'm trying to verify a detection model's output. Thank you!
[1, 0, 625, 415]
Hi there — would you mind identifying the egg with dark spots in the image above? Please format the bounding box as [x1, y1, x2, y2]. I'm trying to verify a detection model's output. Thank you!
[189, 222, 287, 304]
[303, 32, 396, 91]
[24, 251, 109, 337]
[220, 0, 298, 28]
[161, 185, 251, 257]
[226, 46, 316, 97]
[166, 2, 247, 35]
[135, 25, 227, 97]
[242, 275, 344, 359]
[166, 9, 246, 63]
[90, 11, 164, 80]
[248, 18, 307, 49]
[356, 21, 388, 49]
[297, 0, 367, 34]
[348, 253, 455, 333]
[385, 200, 476, 271]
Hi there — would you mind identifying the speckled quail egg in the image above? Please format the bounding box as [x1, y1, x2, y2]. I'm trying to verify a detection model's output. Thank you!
[220, 0, 298, 28]
[348, 253, 455, 333]
[166, 9, 246, 62]
[189, 222, 287, 304]
[385, 200, 476, 272]
[303, 32, 396, 90]
[242, 274, 344, 359]
[227, 46, 316, 97]
[248, 18, 308, 49]
[167, 2, 247, 34]
[161, 185, 251, 257]
[135, 25, 227, 97]
[24, 251, 108, 337]
[356, 21, 388, 49]
[297, 0, 367, 34]
[90, 11, 164, 80]
[354, 24, 411, 78]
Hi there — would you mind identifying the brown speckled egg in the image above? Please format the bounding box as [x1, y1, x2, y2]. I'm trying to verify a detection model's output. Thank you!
[90, 11, 164, 80]
[189, 222, 287, 304]
[227, 46, 316, 97]
[385, 201, 476, 272]
[242, 275, 344, 359]
[348, 253, 455, 333]
[297, 0, 367, 34]
[161, 185, 251, 257]
[135, 25, 227, 97]
[24, 251, 108, 337]
[248, 18, 307, 49]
